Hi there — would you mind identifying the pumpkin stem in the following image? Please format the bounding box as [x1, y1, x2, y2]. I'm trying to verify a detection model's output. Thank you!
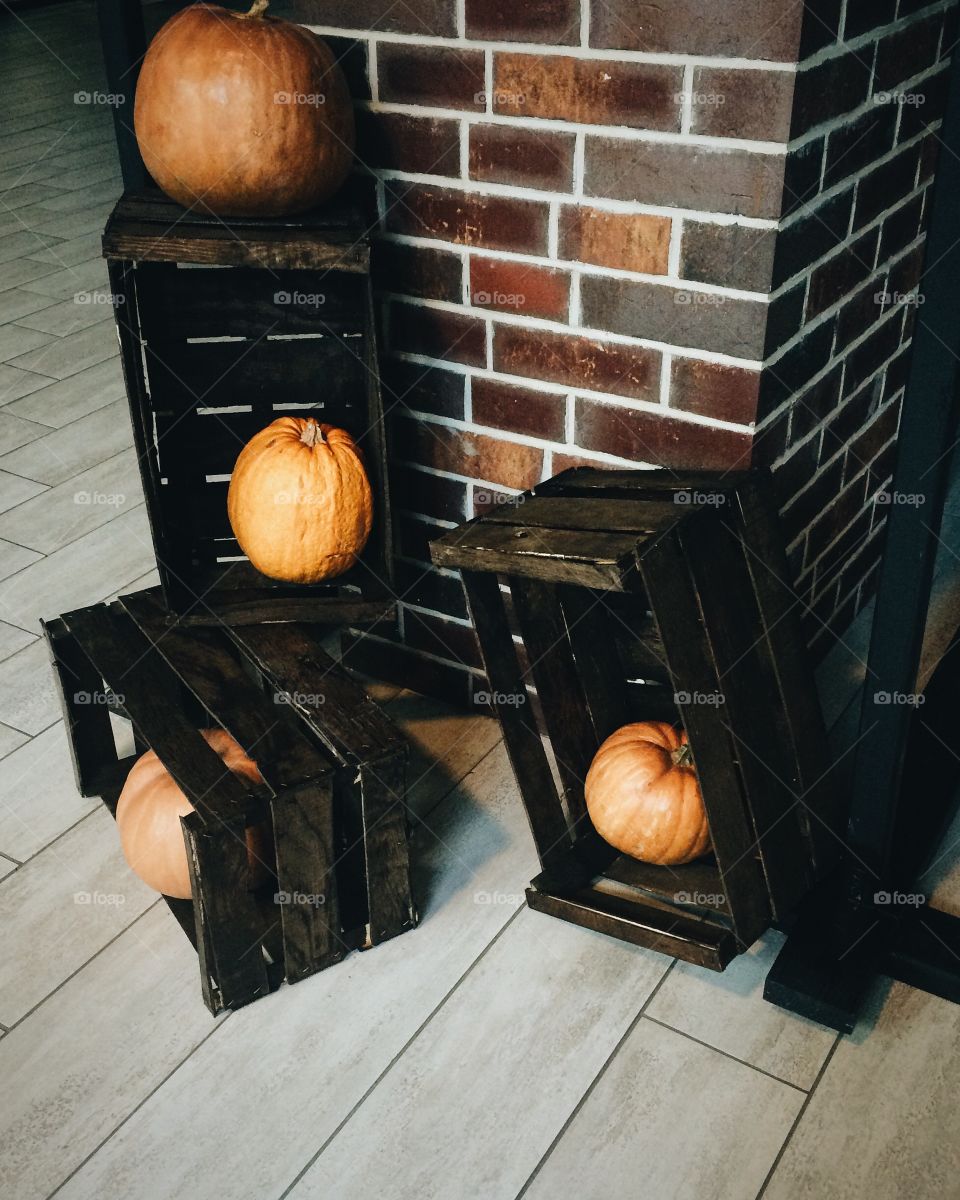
[671, 742, 695, 769]
[238, 0, 270, 18]
[300, 419, 326, 448]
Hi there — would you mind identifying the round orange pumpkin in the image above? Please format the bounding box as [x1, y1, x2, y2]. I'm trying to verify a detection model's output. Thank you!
[227, 417, 373, 583]
[133, 0, 354, 216]
[584, 722, 711, 866]
[116, 729, 273, 899]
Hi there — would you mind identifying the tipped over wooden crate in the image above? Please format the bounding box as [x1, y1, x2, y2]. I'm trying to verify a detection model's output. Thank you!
[431, 467, 841, 970]
[43, 588, 417, 1014]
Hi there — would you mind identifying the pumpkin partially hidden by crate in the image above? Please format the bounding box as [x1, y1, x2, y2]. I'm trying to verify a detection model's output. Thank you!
[227, 418, 373, 584]
[585, 722, 711, 867]
[134, 0, 355, 216]
[116, 729, 274, 900]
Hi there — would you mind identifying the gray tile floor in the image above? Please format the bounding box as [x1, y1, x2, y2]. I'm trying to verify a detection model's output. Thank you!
[3, 4, 960, 1199]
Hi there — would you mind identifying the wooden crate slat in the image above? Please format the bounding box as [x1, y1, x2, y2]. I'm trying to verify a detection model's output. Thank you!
[536, 467, 752, 499]
[183, 812, 272, 1012]
[41, 618, 119, 799]
[228, 623, 405, 765]
[136, 261, 366, 340]
[557, 585, 632, 745]
[360, 754, 416, 945]
[460, 570, 573, 875]
[172, 594, 397, 629]
[434, 522, 639, 590]
[679, 510, 816, 919]
[637, 524, 770, 946]
[483, 495, 681, 535]
[273, 779, 345, 980]
[510, 577, 598, 836]
[60, 605, 263, 827]
[526, 880, 737, 971]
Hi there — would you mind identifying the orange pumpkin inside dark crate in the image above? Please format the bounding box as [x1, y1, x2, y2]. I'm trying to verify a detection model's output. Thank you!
[431, 467, 842, 971]
[102, 190, 393, 627]
[42, 588, 416, 1015]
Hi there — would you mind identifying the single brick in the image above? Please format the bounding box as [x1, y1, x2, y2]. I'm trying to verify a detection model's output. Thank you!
[874, 15, 944, 94]
[374, 240, 463, 304]
[842, 313, 905, 399]
[772, 435, 821, 510]
[764, 281, 807, 357]
[843, 0, 897, 38]
[852, 144, 923, 230]
[584, 137, 785, 219]
[276, 0, 456, 35]
[469, 124, 576, 190]
[848, 398, 900, 467]
[898, 66, 950, 143]
[384, 183, 551, 254]
[806, 229, 879, 319]
[772, 189, 855, 287]
[470, 257, 570, 320]
[471, 376, 568, 440]
[690, 68, 794, 143]
[355, 111, 460, 176]
[790, 50, 872, 137]
[575, 399, 752, 471]
[758, 320, 835, 418]
[389, 300, 487, 367]
[403, 608, 484, 670]
[397, 416, 544, 489]
[560, 207, 671, 274]
[751, 406, 790, 467]
[493, 53, 682, 131]
[790, 364, 844, 441]
[494, 325, 660, 402]
[580, 275, 769, 360]
[382, 358, 467, 419]
[835, 280, 888, 354]
[782, 457, 845, 536]
[679, 220, 777, 292]
[669, 358, 761, 426]
[464, 0, 580, 44]
[823, 106, 898, 191]
[589, 0, 804, 60]
[781, 137, 825, 218]
[377, 43, 485, 110]
[390, 462, 467, 521]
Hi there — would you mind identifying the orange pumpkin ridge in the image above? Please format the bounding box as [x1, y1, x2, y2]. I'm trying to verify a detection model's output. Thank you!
[584, 722, 711, 867]
[134, 0, 354, 217]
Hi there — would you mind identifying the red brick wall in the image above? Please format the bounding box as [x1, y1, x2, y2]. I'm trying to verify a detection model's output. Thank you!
[274, 0, 957, 700]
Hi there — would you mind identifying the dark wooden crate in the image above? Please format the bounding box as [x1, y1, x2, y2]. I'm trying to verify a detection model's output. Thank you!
[103, 189, 395, 627]
[430, 467, 839, 971]
[43, 587, 417, 1015]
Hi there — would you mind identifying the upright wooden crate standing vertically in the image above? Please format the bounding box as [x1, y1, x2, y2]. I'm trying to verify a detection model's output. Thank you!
[103, 191, 394, 627]
[431, 467, 842, 971]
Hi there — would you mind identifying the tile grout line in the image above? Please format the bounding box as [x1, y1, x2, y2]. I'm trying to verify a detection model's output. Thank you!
[641, 1013, 811, 1094]
[276, 903, 528, 1200]
[513, 959, 679, 1200]
[44, 1014, 235, 1200]
[754, 1034, 843, 1199]
[3, 899, 163, 1034]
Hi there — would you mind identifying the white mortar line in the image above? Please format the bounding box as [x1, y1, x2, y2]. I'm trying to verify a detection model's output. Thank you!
[362, 101, 789, 153]
[572, 130, 586, 197]
[659, 353, 672, 406]
[580, 0, 590, 48]
[680, 63, 695, 135]
[368, 38, 379, 103]
[458, 118, 470, 179]
[386, 295, 766, 365]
